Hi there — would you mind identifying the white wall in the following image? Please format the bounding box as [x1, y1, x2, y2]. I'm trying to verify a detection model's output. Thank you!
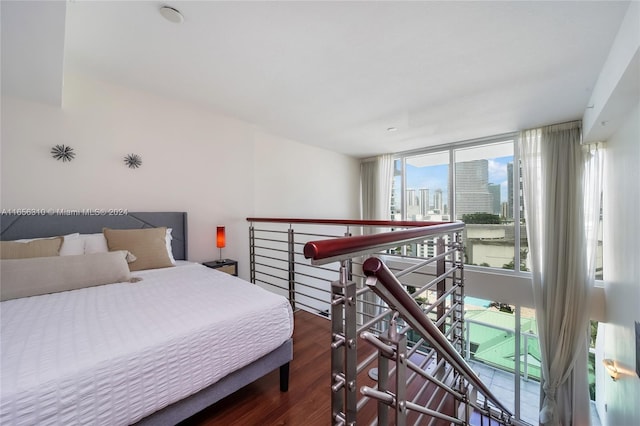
[0, 74, 360, 279]
[599, 102, 640, 426]
[253, 130, 360, 219]
[583, 1, 639, 143]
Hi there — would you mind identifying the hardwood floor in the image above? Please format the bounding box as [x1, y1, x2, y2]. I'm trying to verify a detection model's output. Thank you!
[180, 310, 457, 426]
[181, 310, 332, 426]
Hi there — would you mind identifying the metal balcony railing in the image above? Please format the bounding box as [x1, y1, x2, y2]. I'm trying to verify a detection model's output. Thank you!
[247, 218, 513, 425]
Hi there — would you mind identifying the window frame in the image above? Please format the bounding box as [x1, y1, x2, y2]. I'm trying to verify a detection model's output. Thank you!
[393, 132, 531, 275]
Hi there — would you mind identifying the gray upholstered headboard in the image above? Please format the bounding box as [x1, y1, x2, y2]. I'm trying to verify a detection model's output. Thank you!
[0, 212, 188, 260]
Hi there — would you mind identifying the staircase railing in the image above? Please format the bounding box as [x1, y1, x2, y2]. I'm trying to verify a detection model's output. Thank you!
[247, 218, 513, 425]
[363, 257, 513, 424]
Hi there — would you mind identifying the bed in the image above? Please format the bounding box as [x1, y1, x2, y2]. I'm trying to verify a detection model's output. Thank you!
[0, 212, 293, 426]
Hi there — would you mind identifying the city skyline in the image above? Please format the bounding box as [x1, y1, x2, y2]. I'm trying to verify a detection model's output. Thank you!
[405, 155, 513, 210]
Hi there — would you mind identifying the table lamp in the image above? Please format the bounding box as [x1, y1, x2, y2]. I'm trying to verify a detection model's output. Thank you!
[216, 226, 226, 262]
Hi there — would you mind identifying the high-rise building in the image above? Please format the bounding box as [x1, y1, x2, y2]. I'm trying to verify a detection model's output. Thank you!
[455, 160, 492, 219]
[507, 162, 524, 221]
[419, 188, 430, 216]
[501, 201, 510, 219]
[406, 189, 421, 219]
[507, 163, 514, 219]
[488, 183, 501, 215]
[391, 159, 402, 220]
[434, 189, 443, 214]
[406, 189, 417, 206]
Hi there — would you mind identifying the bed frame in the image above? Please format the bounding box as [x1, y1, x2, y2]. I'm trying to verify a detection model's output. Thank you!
[0, 211, 292, 425]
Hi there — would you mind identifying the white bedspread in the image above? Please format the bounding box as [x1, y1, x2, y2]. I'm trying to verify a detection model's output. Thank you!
[0, 263, 293, 425]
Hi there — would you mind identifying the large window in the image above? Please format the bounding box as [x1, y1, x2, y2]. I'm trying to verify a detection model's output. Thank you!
[390, 133, 604, 425]
[392, 135, 529, 272]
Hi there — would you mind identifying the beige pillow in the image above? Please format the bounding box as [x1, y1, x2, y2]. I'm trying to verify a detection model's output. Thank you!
[0, 237, 63, 259]
[0, 251, 132, 301]
[103, 227, 173, 271]
[14, 234, 84, 256]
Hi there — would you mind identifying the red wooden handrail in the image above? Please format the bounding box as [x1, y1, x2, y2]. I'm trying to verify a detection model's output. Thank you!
[246, 217, 448, 228]
[303, 222, 463, 261]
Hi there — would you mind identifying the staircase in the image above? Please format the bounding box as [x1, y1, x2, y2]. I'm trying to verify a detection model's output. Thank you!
[304, 222, 513, 425]
[246, 218, 513, 425]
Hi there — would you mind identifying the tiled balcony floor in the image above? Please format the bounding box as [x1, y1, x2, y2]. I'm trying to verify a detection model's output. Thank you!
[469, 360, 602, 426]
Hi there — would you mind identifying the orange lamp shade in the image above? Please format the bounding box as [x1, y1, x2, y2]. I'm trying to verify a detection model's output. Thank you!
[216, 226, 226, 248]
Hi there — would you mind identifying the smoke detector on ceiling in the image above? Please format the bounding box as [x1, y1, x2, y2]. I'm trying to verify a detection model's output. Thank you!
[159, 6, 183, 24]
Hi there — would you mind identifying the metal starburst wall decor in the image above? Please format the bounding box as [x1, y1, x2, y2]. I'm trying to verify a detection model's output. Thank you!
[50, 144, 76, 162]
[124, 153, 142, 169]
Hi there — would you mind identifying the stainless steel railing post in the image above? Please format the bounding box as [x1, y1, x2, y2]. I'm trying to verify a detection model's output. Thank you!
[343, 262, 358, 425]
[380, 316, 407, 426]
[331, 260, 357, 425]
[249, 224, 256, 284]
[376, 340, 390, 424]
[287, 227, 296, 310]
[456, 230, 465, 355]
[436, 237, 446, 336]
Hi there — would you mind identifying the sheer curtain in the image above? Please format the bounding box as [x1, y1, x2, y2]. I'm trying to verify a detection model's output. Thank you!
[360, 154, 394, 318]
[520, 121, 602, 425]
[361, 154, 393, 223]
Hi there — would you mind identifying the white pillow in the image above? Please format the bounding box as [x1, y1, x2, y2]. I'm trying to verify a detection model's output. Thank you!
[82, 233, 109, 254]
[15, 233, 84, 256]
[59, 233, 85, 256]
[79, 228, 176, 264]
[165, 228, 176, 265]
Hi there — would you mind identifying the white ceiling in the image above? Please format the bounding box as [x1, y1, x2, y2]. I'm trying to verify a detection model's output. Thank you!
[1, 1, 632, 158]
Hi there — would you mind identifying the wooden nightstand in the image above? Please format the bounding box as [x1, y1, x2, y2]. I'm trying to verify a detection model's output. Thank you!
[202, 259, 238, 276]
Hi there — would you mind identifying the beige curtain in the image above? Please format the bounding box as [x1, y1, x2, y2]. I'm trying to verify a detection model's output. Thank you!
[520, 121, 602, 425]
[361, 154, 393, 224]
[360, 154, 394, 318]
